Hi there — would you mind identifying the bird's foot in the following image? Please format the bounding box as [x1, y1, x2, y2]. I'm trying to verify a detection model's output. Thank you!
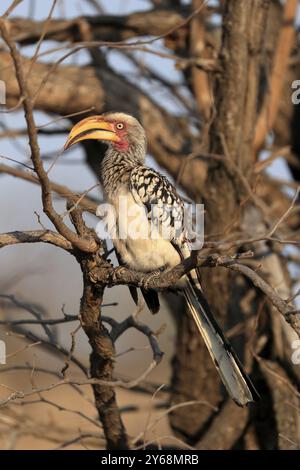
[143, 267, 166, 290]
[112, 265, 128, 282]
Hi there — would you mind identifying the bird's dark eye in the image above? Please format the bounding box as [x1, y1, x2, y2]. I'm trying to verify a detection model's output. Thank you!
[116, 123, 124, 130]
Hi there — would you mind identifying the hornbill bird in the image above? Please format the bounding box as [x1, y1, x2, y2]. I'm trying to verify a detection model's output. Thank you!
[64, 112, 259, 407]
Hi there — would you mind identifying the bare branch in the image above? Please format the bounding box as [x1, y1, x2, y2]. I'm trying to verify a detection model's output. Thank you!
[0, 164, 99, 214]
[0, 229, 72, 251]
[92, 250, 300, 337]
[0, 20, 98, 253]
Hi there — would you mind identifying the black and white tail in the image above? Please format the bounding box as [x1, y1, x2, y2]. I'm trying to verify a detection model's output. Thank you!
[184, 274, 259, 407]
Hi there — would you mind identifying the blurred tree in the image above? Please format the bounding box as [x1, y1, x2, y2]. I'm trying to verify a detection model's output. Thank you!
[0, 0, 300, 450]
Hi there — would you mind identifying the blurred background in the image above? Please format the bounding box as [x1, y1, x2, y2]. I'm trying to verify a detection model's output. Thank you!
[0, 0, 300, 450]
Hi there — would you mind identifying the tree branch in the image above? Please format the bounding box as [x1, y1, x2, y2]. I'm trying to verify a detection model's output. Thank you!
[91, 250, 300, 338]
[0, 49, 206, 200]
[0, 164, 99, 214]
[8, 8, 190, 45]
[0, 229, 72, 251]
[0, 20, 98, 253]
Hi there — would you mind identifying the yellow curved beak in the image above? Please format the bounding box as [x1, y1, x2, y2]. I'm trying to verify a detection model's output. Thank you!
[63, 116, 120, 151]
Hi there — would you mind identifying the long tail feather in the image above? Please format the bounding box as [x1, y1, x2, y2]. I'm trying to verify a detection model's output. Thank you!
[183, 277, 259, 406]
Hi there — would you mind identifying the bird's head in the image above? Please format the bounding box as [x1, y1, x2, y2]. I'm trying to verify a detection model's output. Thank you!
[63, 112, 146, 158]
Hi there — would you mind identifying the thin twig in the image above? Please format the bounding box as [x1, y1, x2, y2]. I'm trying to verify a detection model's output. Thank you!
[0, 20, 98, 253]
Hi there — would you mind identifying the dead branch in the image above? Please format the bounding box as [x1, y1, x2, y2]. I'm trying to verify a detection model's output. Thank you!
[103, 313, 164, 365]
[0, 163, 99, 214]
[89, 249, 300, 338]
[0, 19, 98, 253]
[0, 229, 72, 251]
[7, 8, 190, 45]
[0, 49, 205, 199]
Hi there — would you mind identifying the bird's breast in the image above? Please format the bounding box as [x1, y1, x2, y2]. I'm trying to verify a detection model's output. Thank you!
[109, 187, 181, 272]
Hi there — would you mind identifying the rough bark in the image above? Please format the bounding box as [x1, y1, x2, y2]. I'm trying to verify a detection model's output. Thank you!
[169, 0, 271, 442]
[80, 257, 129, 450]
[196, 400, 249, 450]
[261, 360, 300, 450]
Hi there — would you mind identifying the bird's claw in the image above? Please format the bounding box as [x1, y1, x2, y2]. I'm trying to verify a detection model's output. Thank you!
[112, 265, 128, 282]
[143, 270, 162, 290]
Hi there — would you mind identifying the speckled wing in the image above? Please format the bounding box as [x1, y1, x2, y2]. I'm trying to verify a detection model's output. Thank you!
[129, 166, 186, 314]
[130, 166, 185, 248]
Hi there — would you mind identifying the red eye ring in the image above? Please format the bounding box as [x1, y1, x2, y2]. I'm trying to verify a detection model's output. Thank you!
[116, 122, 124, 130]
